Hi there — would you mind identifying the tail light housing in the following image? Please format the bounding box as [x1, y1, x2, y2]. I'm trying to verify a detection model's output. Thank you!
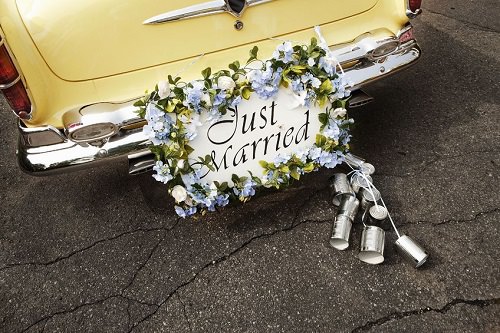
[408, 0, 422, 12]
[406, 0, 422, 18]
[0, 36, 32, 119]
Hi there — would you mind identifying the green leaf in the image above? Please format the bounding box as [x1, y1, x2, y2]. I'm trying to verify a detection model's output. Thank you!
[228, 60, 240, 72]
[290, 65, 307, 74]
[316, 134, 327, 147]
[184, 145, 194, 156]
[133, 99, 145, 107]
[290, 167, 300, 180]
[320, 79, 332, 93]
[201, 67, 212, 79]
[309, 51, 320, 59]
[318, 113, 328, 126]
[303, 163, 315, 173]
[310, 37, 318, 48]
[250, 46, 258, 59]
[279, 165, 290, 173]
[168, 75, 175, 84]
[241, 87, 252, 100]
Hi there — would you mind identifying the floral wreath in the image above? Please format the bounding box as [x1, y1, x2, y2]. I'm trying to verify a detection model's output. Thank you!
[135, 32, 353, 218]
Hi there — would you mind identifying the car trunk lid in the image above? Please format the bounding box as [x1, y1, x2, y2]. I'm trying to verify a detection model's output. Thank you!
[16, 0, 378, 81]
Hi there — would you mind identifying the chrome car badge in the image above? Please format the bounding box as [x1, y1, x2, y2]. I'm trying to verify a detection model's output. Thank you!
[225, 0, 248, 16]
[143, 0, 272, 25]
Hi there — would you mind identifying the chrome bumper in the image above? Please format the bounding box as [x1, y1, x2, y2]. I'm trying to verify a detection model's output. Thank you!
[17, 31, 421, 175]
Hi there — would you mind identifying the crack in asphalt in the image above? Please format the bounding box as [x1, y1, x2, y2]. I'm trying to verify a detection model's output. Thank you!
[410, 207, 500, 227]
[128, 216, 331, 332]
[17, 232, 169, 333]
[376, 150, 500, 178]
[18, 189, 328, 333]
[20, 295, 118, 333]
[20, 295, 159, 333]
[423, 8, 500, 33]
[177, 293, 193, 332]
[350, 298, 500, 332]
[0, 222, 179, 272]
[122, 221, 180, 293]
[125, 300, 132, 332]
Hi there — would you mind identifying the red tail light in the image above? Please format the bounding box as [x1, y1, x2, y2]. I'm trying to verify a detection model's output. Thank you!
[409, 0, 422, 12]
[0, 36, 32, 119]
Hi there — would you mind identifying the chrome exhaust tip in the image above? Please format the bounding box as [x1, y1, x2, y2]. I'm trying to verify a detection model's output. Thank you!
[129, 151, 155, 175]
[347, 90, 374, 108]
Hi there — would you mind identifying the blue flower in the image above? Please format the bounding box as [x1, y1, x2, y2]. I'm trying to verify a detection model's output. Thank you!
[216, 194, 230, 207]
[184, 81, 205, 113]
[175, 205, 197, 218]
[323, 119, 340, 140]
[143, 104, 174, 145]
[273, 41, 294, 64]
[248, 63, 282, 100]
[318, 151, 340, 168]
[230, 95, 242, 108]
[308, 147, 322, 161]
[234, 179, 257, 199]
[152, 161, 173, 184]
[318, 55, 337, 76]
[273, 153, 291, 165]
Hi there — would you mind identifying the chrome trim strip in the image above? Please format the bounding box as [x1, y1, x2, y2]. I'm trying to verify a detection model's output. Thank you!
[0, 75, 21, 90]
[17, 27, 421, 175]
[143, 0, 272, 24]
[18, 120, 66, 147]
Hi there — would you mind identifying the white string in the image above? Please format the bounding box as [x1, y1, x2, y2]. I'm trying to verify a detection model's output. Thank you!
[174, 53, 206, 78]
[268, 36, 303, 45]
[345, 161, 401, 238]
[313, 26, 345, 76]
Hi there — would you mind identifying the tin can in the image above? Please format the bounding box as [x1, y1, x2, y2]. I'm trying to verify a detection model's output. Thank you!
[329, 214, 352, 250]
[329, 173, 353, 206]
[395, 235, 429, 268]
[368, 205, 388, 222]
[345, 153, 365, 167]
[337, 194, 360, 221]
[360, 163, 375, 175]
[358, 225, 385, 265]
[345, 153, 375, 175]
[350, 173, 373, 193]
[358, 187, 381, 210]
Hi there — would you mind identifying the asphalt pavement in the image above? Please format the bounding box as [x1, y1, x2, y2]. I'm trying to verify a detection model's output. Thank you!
[0, 1, 499, 332]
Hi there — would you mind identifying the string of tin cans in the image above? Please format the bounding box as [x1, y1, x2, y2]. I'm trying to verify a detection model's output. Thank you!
[329, 153, 429, 268]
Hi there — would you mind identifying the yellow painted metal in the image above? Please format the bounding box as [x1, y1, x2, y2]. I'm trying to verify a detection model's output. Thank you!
[16, 0, 378, 81]
[0, 0, 409, 128]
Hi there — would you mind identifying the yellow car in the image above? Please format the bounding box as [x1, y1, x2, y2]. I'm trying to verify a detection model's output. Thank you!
[0, 0, 422, 175]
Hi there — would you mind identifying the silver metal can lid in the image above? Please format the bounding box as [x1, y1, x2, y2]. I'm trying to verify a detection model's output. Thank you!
[360, 163, 375, 175]
[361, 187, 381, 202]
[369, 205, 388, 221]
[351, 173, 373, 189]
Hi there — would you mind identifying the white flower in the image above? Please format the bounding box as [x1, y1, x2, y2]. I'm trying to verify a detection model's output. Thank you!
[177, 159, 185, 169]
[184, 113, 203, 140]
[158, 80, 171, 99]
[218, 76, 236, 91]
[201, 93, 212, 107]
[171, 185, 188, 203]
[332, 107, 347, 118]
[307, 57, 315, 67]
[289, 90, 308, 109]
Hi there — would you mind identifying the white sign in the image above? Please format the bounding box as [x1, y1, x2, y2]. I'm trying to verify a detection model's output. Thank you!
[189, 89, 324, 183]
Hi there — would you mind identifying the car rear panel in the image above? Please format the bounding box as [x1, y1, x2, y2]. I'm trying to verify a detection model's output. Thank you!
[16, 0, 378, 81]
